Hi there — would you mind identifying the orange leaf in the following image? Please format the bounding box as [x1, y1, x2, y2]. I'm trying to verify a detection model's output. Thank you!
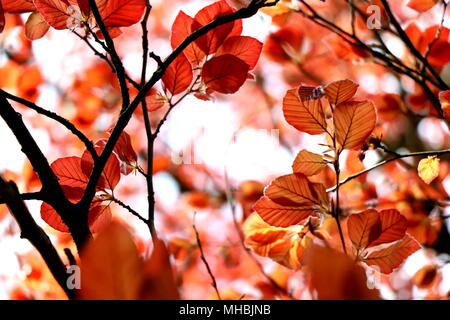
[161, 53, 193, 95]
[170, 11, 205, 66]
[369, 209, 408, 247]
[334, 100, 376, 150]
[439, 90, 450, 121]
[202, 54, 249, 94]
[140, 239, 180, 299]
[216, 36, 263, 70]
[265, 173, 328, 209]
[292, 149, 327, 176]
[80, 222, 143, 299]
[418, 156, 440, 184]
[283, 88, 327, 135]
[347, 209, 382, 250]
[34, 0, 70, 30]
[24, 11, 49, 40]
[407, 0, 439, 12]
[324, 79, 359, 105]
[364, 234, 421, 274]
[253, 196, 317, 227]
[304, 245, 380, 299]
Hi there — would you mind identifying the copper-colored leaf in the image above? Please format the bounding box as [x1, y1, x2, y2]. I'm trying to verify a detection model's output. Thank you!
[80, 222, 143, 299]
[81, 145, 121, 191]
[253, 196, 317, 227]
[418, 156, 440, 184]
[140, 239, 180, 299]
[292, 150, 327, 176]
[324, 79, 359, 105]
[364, 234, 421, 274]
[283, 88, 328, 135]
[369, 209, 408, 247]
[162, 53, 193, 95]
[304, 245, 380, 299]
[265, 173, 328, 209]
[202, 54, 249, 94]
[334, 100, 376, 150]
[96, 0, 146, 27]
[24, 11, 49, 40]
[2, 0, 35, 13]
[348, 209, 382, 250]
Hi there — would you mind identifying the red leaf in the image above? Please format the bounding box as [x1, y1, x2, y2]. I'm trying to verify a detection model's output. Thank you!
[202, 54, 249, 94]
[51, 156, 88, 189]
[2, 0, 35, 13]
[40, 202, 69, 232]
[369, 209, 408, 247]
[162, 53, 193, 95]
[77, 0, 90, 17]
[88, 204, 112, 234]
[41, 200, 111, 233]
[0, 2, 4, 33]
[193, 0, 237, 54]
[170, 11, 205, 66]
[108, 130, 137, 175]
[96, 0, 146, 27]
[81, 144, 121, 191]
[24, 11, 50, 40]
[253, 196, 318, 227]
[364, 234, 421, 274]
[407, 0, 439, 12]
[348, 209, 382, 250]
[216, 36, 263, 70]
[34, 0, 70, 30]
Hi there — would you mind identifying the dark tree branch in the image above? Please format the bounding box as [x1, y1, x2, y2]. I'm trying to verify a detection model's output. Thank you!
[0, 177, 76, 299]
[0, 89, 98, 161]
[110, 196, 147, 223]
[0, 95, 92, 250]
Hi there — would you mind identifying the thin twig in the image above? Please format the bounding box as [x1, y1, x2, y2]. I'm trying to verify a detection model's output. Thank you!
[110, 196, 147, 223]
[193, 212, 222, 300]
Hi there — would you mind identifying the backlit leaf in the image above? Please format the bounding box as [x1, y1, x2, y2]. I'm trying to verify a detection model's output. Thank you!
[407, 0, 439, 12]
[96, 0, 146, 27]
[81, 222, 143, 299]
[2, 0, 35, 13]
[334, 100, 376, 150]
[265, 173, 328, 209]
[324, 79, 359, 105]
[283, 89, 328, 135]
[348, 209, 382, 250]
[51, 156, 88, 189]
[202, 54, 249, 94]
[170, 11, 205, 66]
[418, 156, 440, 184]
[292, 150, 327, 176]
[216, 36, 263, 70]
[81, 145, 121, 191]
[34, 0, 70, 30]
[162, 53, 193, 95]
[364, 234, 421, 274]
[24, 11, 49, 40]
[369, 209, 408, 247]
[253, 196, 318, 227]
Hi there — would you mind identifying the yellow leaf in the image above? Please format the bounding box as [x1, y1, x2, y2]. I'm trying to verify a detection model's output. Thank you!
[418, 156, 440, 184]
